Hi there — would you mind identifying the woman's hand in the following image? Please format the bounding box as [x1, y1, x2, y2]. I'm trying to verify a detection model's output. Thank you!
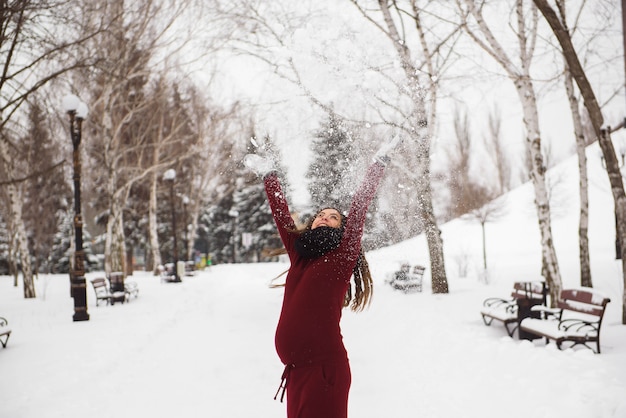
[243, 154, 275, 177]
[374, 134, 402, 165]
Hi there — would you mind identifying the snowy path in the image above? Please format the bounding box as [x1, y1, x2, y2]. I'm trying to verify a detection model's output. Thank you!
[2, 264, 625, 418]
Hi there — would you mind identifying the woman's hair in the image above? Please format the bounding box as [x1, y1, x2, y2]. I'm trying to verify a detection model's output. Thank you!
[270, 209, 374, 312]
[345, 247, 374, 312]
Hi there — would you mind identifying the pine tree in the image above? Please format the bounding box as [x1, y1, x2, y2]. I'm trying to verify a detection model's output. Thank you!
[21, 99, 71, 274]
[307, 112, 356, 213]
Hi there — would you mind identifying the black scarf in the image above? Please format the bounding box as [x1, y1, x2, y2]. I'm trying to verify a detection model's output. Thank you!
[294, 226, 343, 259]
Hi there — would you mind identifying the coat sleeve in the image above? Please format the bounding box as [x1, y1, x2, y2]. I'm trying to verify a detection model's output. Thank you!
[341, 161, 386, 263]
[264, 172, 297, 253]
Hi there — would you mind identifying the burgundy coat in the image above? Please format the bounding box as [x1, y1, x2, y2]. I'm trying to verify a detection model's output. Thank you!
[264, 162, 385, 367]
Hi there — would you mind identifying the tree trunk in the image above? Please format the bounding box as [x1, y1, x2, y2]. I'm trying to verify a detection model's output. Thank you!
[377, 0, 449, 293]
[7, 183, 35, 298]
[110, 200, 127, 275]
[534, 0, 626, 323]
[481, 221, 487, 270]
[8, 228, 18, 287]
[462, 0, 562, 303]
[104, 179, 127, 277]
[564, 67, 592, 287]
[148, 170, 162, 275]
[515, 76, 563, 305]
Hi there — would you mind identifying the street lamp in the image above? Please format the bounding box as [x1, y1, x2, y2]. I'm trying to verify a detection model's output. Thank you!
[163, 169, 181, 282]
[63, 94, 90, 322]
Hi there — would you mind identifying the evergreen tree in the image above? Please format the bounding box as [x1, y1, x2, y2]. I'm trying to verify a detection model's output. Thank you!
[197, 132, 289, 264]
[307, 112, 356, 212]
[231, 177, 281, 262]
[21, 99, 70, 274]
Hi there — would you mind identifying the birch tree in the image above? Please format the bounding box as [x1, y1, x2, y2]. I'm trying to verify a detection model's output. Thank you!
[538, 0, 615, 289]
[457, 0, 563, 303]
[346, 0, 469, 292]
[76, 0, 195, 277]
[484, 108, 514, 194]
[533, 0, 626, 323]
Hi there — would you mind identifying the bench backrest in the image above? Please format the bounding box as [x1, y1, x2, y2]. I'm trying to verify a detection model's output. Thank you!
[557, 288, 610, 321]
[91, 278, 109, 295]
[412, 265, 426, 276]
[511, 281, 547, 303]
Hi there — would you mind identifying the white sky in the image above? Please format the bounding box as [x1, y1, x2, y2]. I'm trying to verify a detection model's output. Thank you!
[185, 0, 625, 209]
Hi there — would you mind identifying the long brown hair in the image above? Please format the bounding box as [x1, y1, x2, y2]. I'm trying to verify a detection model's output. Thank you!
[270, 210, 374, 312]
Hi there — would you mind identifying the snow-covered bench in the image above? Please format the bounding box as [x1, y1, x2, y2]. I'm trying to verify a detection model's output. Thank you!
[520, 288, 611, 354]
[480, 281, 547, 338]
[0, 317, 11, 348]
[386, 263, 425, 293]
[90, 278, 125, 306]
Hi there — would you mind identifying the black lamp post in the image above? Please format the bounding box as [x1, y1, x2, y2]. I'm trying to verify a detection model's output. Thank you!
[63, 94, 90, 322]
[163, 169, 181, 282]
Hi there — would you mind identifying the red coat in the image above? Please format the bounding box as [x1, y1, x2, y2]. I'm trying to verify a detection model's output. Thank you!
[264, 162, 385, 367]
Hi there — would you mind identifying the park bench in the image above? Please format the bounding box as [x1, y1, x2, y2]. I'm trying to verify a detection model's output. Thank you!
[108, 272, 139, 302]
[159, 263, 182, 283]
[386, 263, 425, 293]
[0, 317, 11, 348]
[520, 288, 611, 354]
[90, 277, 125, 306]
[480, 281, 548, 338]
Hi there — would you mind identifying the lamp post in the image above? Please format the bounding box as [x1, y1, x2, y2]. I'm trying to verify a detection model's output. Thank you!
[163, 169, 181, 282]
[63, 94, 90, 322]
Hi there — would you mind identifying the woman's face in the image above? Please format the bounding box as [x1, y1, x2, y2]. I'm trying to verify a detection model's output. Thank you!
[311, 208, 342, 229]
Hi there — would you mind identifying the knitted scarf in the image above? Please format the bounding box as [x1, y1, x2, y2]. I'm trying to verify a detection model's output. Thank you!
[294, 226, 343, 259]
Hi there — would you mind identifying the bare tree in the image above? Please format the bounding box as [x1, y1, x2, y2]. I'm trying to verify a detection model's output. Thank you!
[446, 107, 472, 218]
[457, 0, 563, 304]
[74, 0, 199, 277]
[465, 196, 508, 272]
[484, 107, 513, 194]
[347, 0, 467, 293]
[533, 0, 626, 323]
[0, 0, 103, 297]
[556, 7, 593, 287]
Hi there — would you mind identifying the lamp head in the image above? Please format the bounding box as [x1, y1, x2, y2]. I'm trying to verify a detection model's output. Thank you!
[76, 101, 89, 120]
[163, 169, 176, 181]
[62, 94, 80, 114]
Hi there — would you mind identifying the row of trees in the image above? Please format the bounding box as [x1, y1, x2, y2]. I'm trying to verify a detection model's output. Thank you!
[214, 0, 624, 306]
[1, 0, 624, 322]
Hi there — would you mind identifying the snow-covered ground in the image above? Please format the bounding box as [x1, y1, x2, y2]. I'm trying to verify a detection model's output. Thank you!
[2, 143, 626, 418]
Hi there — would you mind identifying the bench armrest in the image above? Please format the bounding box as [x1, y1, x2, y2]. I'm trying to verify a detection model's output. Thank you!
[483, 297, 514, 308]
[559, 318, 599, 334]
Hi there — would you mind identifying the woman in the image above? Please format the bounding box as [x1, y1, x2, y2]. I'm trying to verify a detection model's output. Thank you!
[244, 136, 398, 418]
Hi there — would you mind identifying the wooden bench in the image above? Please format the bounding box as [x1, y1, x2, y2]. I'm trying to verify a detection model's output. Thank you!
[481, 281, 547, 338]
[520, 288, 611, 354]
[386, 264, 426, 293]
[0, 317, 11, 348]
[90, 278, 125, 306]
